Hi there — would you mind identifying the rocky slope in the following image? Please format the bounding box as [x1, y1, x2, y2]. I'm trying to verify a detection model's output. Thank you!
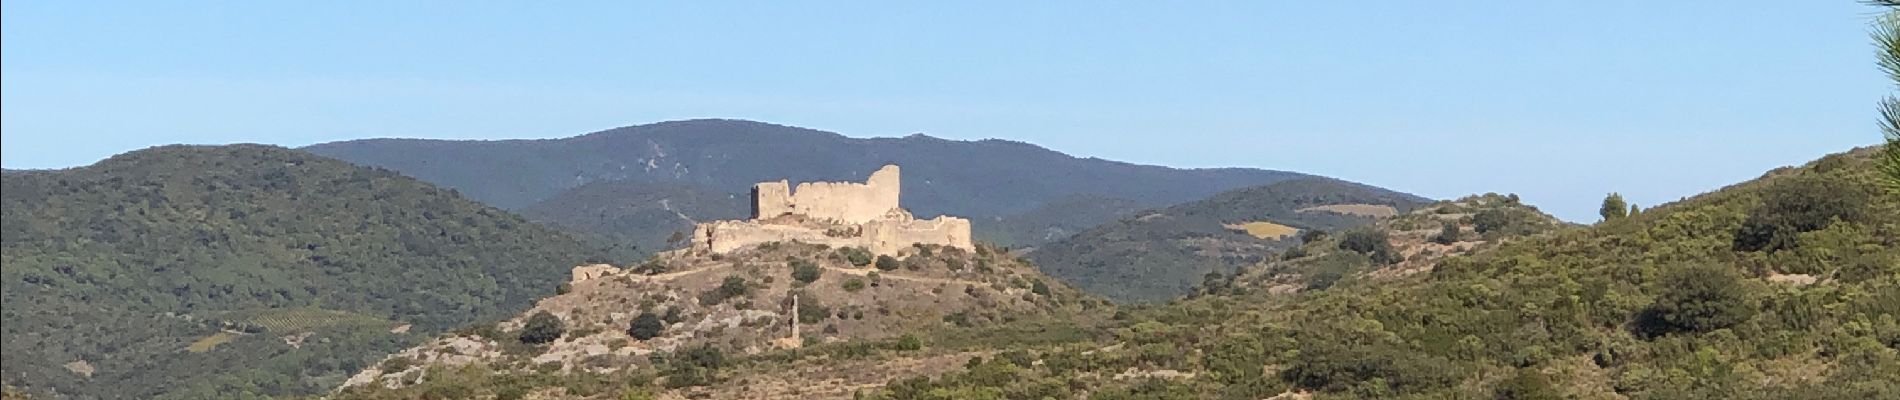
[335, 241, 1099, 398]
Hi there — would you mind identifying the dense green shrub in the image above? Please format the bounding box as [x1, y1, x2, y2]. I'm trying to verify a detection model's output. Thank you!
[1472, 208, 1513, 234]
[1280, 334, 1458, 394]
[1495, 369, 1562, 400]
[1733, 174, 1872, 252]
[790, 259, 822, 284]
[874, 255, 900, 271]
[627, 312, 664, 340]
[1337, 229, 1397, 264]
[659, 345, 725, 388]
[1300, 229, 1330, 244]
[894, 334, 924, 351]
[1432, 221, 1461, 245]
[518, 311, 565, 344]
[796, 296, 831, 324]
[837, 247, 874, 267]
[699, 276, 749, 305]
[1639, 264, 1756, 336]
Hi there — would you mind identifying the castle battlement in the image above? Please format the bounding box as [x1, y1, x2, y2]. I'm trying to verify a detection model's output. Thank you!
[687, 165, 972, 256]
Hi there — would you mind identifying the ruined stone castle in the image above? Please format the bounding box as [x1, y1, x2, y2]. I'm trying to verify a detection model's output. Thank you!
[686, 165, 973, 256]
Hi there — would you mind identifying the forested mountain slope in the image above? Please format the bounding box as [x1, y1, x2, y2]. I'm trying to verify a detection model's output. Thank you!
[0, 145, 599, 399]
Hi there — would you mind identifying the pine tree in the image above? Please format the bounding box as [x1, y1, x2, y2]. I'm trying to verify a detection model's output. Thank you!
[1874, 2, 1900, 190]
[1628, 204, 1641, 218]
[1599, 193, 1628, 221]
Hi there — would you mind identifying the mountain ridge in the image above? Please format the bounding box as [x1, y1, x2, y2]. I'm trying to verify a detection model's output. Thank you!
[300, 118, 1331, 219]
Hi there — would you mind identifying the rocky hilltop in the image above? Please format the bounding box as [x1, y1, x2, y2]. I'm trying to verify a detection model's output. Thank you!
[336, 167, 1096, 399]
[339, 241, 1094, 398]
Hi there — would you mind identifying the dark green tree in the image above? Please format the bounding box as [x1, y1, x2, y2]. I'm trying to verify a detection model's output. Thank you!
[838, 247, 874, 267]
[1431, 221, 1461, 245]
[1732, 174, 1871, 252]
[1337, 229, 1397, 264]
[874, 255, 901, 271]
[893, 334, 924, 351]
[1299, 229, 1330, 244]
[518, 311, 564, 344]
[628, 312, 665, 340]
[1600, 193, 1628, 221]
[1472, 208, 1514, 234]
[1640, 264, 1756, 336]
[699, 276, 749, 305]
[790, 259, 822, 283]
[1494, 369, 1562, 400]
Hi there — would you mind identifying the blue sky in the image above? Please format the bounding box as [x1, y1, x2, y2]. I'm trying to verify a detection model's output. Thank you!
[1, 2, 1888, 221]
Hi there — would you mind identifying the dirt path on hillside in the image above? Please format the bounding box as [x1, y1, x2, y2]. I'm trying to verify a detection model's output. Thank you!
[823, 266, 983, 286]
[639, 261, 732, 281]
[632, 261, 982, 287]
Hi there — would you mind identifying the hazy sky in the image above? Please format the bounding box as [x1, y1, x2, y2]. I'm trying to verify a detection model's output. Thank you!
[2, 2, 1888, 221]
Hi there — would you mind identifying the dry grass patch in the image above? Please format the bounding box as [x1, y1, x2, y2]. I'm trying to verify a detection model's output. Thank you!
[188, 331, 240, 353]
[1223, 221, 1300, 240]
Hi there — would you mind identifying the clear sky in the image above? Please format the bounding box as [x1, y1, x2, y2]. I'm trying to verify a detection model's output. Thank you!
[2, 2, 1888, 221]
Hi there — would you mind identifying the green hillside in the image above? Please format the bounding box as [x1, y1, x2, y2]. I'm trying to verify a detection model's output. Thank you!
[0, 145, 599, 399]
[853, 147, 1900, 399]
[1030, 178, 1430, 303]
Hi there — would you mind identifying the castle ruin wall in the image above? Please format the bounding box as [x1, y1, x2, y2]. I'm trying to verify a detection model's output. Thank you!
[688, 164, 970, 257]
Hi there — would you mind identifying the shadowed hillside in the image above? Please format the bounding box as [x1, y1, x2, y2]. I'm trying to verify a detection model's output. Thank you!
[1030, 178, 1431, 303]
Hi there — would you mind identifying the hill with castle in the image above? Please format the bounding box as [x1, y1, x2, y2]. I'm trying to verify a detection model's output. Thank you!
[329, 146, 1900, 400]
[335, 165, 1101, 398]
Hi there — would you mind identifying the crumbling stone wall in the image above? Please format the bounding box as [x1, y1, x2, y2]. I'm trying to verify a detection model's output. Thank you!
[750, 165, 900, 224]
[570, 264, 620, 283]
[692, 220, 858, 254]
[752, 182, 794, 220]
[690, 165, 972, 257]
[862, 211, 974, 255]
